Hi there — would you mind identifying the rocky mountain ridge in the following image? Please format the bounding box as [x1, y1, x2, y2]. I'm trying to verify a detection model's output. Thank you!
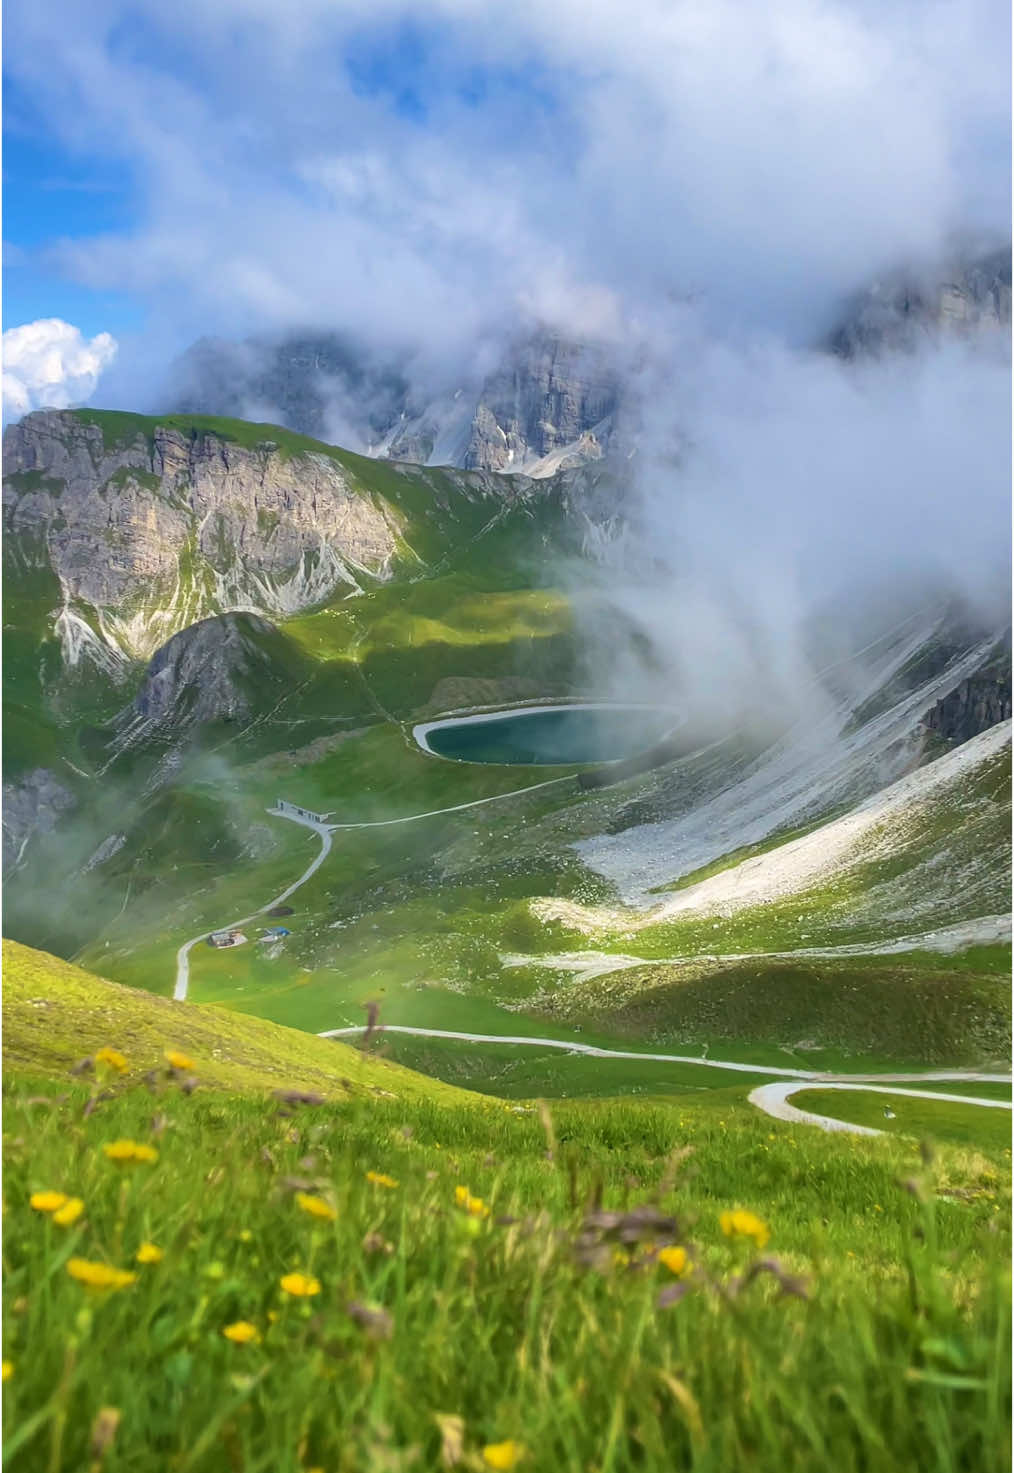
[165, 247, 1010, 478]
[2, 410, 543, 671]
[172, 330, 623, 478]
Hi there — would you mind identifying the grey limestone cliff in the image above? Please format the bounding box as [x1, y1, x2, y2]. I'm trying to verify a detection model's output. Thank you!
[829, 247, 1012, 358]
[924, 636, 1013, 745]
[3, 412, 402, 665]
[462, 337, 620, 474]
[169, 331, 620, 476]
[2, 768, 77, 874]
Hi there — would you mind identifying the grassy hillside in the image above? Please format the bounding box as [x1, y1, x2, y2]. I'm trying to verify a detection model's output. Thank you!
[4, 409, 1010, 1092]
[2, 940, 472, 1107]
[3, 941, 1011, 1472]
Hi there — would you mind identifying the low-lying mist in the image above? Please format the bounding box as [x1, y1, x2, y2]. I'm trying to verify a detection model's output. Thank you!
[568, 322, 1011, 737]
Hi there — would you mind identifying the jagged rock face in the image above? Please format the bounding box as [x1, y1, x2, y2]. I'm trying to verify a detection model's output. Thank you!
[3, 412, 400, 662]
[462, 338, 620, 474]
[169, 331, 619, 476]
[925, 673, 1013, 745]
[172, 334, 414, 450]
[829, 247, 1012, 357]
[129, 613, 290, 728]
[2, 768, 77, 874]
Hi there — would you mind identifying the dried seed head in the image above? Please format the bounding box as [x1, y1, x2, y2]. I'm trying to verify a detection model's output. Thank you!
[272, 1089, 325, 1107]
[90, 1406, 122, 1458]
[345, 1301, 393, 1340]
[657, 1283, 689, 1309]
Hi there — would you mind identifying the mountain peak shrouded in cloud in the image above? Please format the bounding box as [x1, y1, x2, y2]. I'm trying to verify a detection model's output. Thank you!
[3, 0, 1009, 717]
[2, 319, 118, 420]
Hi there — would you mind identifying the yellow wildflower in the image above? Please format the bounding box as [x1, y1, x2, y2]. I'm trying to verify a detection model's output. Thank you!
[52, 1198, 85, 1227]
[1, 1362, 12, 1383]
[30, 1191, 68, 1213]
[294, 1192, 337, 1222]
[95, 1047, 128, 1075]
[223, 1321, 260, 1344]
[165, 1049, 195, 1071]
[66, 1258, 137, 1291]
[239, 1229, 253, 1243]
[136, 1243, 163, 1265]
[719, 1209, 770, 1250]
[280, 1272, 320, 1297]
[366, 1171, 398, 1188]
[103, 1140, 159, 1165]
[657, 1246, 688, 1276]
[454, 1186, 488, 1218]
[482, 1440, 525, 1470]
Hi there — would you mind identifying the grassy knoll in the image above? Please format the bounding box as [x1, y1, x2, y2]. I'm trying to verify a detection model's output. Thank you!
[790, 1089, 1013, 1151]
[3, 942, 1011, 1471]
[2, 941, 469, 1107]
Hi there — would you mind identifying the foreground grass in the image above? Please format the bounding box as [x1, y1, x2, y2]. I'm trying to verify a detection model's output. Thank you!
[4, 1050, 1011, 1472]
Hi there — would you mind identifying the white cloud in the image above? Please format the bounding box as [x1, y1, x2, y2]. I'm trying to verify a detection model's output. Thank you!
[2, 0, 1008, 369]
[2, 318, 118, 420]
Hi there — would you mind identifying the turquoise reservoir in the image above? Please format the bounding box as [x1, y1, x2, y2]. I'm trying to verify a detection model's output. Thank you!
[413, 704, 677, 766]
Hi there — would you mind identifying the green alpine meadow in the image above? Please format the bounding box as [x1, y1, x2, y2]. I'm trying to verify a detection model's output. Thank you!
[3, 942, 1011, 1473]
[3, 4, 1011, 1469]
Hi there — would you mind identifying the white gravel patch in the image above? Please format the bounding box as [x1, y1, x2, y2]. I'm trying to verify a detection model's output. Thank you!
[573, 627, 1001, 906]
[536, 720, 1010, 935]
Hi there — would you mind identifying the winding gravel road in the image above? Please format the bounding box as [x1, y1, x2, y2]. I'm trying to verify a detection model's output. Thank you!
[747, 1079, 1013, 1135]
[172, 781, 572, 999]
[320, 1023, 1011, 1133]
[173, 805, 1011, 1138]
[173, 810, 332, 1000]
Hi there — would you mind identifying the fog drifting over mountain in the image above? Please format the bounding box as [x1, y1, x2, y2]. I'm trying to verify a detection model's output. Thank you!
[6, 0, 1010, 719]
[585, 323, 1011, 727]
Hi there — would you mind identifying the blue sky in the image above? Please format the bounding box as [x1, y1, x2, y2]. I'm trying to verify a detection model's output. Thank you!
[3, 79, 143, 336]
[3, 12, 567, 342]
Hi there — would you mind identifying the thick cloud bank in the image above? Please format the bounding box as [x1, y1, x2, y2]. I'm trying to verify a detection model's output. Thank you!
[4, 0, 1009, 371]
[2, 319, 118, 419]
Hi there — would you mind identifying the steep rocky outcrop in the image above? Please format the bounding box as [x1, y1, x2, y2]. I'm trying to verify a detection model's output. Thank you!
[3, 412, 403, 664]
[2, 768, 77, 874]
[462, 337, 620, 473]
[924, 657, 1013, 745]
[829, 246, 1012, 358]
[128, 613, 301, 728]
